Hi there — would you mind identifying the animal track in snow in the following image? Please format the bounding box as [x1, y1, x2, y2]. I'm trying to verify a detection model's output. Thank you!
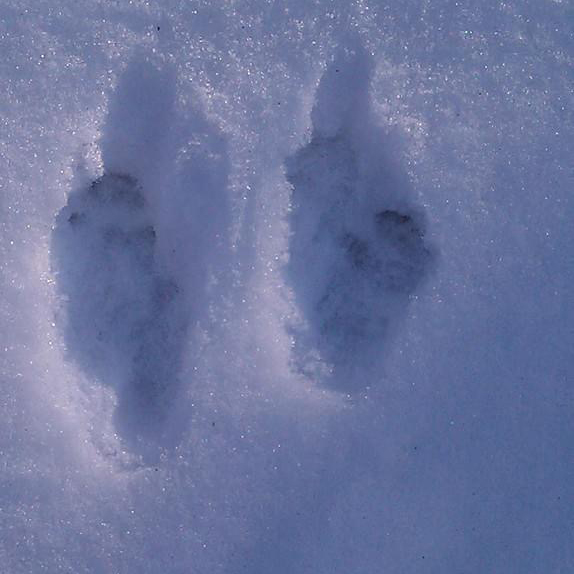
[53, 172, 186, 444]
[286, 47, 435, 391]
[51, 56, 233, 455]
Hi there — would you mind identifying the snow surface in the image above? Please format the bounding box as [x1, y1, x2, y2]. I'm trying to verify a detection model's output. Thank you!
[1, 1, 573, 572]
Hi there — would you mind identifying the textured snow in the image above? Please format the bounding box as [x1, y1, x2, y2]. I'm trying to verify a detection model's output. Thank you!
[1, 1, 573, 573]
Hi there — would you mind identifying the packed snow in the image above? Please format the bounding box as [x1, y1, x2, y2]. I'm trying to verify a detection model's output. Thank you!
[1, 1, 573, 573]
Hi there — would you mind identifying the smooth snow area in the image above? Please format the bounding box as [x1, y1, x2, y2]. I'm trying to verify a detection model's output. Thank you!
[1, 1, 573, 572]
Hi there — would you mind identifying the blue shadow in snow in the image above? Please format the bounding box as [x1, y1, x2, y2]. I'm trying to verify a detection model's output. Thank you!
[52, 56, 232, 461]
[285, 45, 437, 393]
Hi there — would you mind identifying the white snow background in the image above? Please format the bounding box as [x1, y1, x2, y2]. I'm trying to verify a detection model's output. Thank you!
[1, 1, 573, 572]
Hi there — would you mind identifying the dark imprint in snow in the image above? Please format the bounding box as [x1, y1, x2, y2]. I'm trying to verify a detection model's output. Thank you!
[52, 172, 187, 448]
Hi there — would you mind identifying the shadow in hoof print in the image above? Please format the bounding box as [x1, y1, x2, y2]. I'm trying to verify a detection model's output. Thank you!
[52, 56, 231, 455]
[54, 172, 183, 440]
[286, 46, 436, 393]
